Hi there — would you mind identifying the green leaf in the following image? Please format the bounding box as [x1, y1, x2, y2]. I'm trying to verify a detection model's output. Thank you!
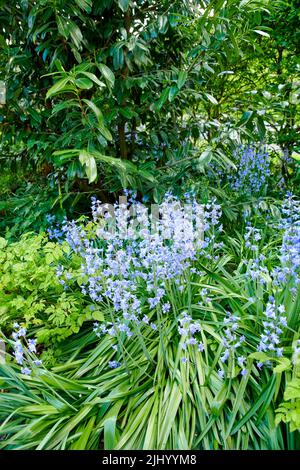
[67, 160, 81, 179]
[98, 64, 115, 88]
[79, 151, 97, 183]
[168, 85, 178, 102]
[236, 110, 254, 127]
[0, 237, 8, 249]
[20, 405, 59, 415]
[82, 99, 103, 122]
[253, 30, 270, 38]
[85, 157, 97, 183]
[157, 15, 168, 33]
[118, 0, 129, 12]
[154, 88, 169, 110]
[198, 147, 213, 166]
[177, 70, 188, 89]
[211, 384, 228, 416]
[56, 16, 69, 39]
[98, 124, 113, 141]
[292, 153, 300, 162]
[257, 115, 266, 139]
[112, 47, 124, 70]
[157, 383, 182, 448]
[205, 93, 218, 105]
[119, 108, 136, 119]
[72, 416, 96, 450]
[232, 375, 276, 434]
[273, 358, 291, 374]
[225, 368, 251, 437]
[75, 78, 93, 89]
[52, 100, 81, 115]
[46, 77, 70, 99]
[74, 0, 92, 13]
[69, 22, 83, 49]
[284, 379, 300, 401]
[103, 401, 123, 450]
[248, 352, 270, 362]
[78, 71, 105, 88]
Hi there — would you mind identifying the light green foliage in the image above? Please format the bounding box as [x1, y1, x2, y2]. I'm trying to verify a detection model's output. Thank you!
[0, 233, 101, 344]
[276, 378, 300, 432]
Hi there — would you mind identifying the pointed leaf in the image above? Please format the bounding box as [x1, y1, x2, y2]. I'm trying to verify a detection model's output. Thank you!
[118, 0, 129, 12]
[46, 77, 70, 99]
[98, 63, 115, 88]
[75, 77, 93, 89]
[78, 71, 105, 88]
[177, 70, 188, 89]
[82, 99, 103, 123]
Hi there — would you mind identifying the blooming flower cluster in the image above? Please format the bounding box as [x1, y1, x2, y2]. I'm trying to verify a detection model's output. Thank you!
[58, 193, 222, 346]
[243, 194, 300, 292]
[243, 224, 269, 283]
[257, 297, 286, 358]
[219, 311, 247, 376]
[178, 312, 204, 362]
[207, 144, 270, 196]
[229, 145, 270, 196]
[11, 323, 42, 375]
[273, 194, 300, 290]
[244, 224, 262, 251]
[46, 215, 64, 241]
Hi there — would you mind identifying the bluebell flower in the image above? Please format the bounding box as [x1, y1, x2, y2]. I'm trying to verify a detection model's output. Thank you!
[162, 302, 170, 313]
[21, 367, 31, 375]
[108, 360, 121, 369]
[12, 324, 42, 373]
[33, 360, 43, 367]
[257, 298, 286, 359]
[207, 144, 270, 196]
[28, 339, 37, 353]
[220, 311, 245, 367]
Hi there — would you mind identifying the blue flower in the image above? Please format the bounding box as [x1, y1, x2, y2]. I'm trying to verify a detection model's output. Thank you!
[28, 339, 37, 353]
[257, 298, 286, 358]
[108, 360, 121, 369]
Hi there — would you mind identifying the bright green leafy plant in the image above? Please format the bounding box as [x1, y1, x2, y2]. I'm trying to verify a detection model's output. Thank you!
[0, 233, 102, 347]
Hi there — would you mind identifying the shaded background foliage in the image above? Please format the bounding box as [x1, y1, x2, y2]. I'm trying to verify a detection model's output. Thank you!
[0, 0, 299, 233]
